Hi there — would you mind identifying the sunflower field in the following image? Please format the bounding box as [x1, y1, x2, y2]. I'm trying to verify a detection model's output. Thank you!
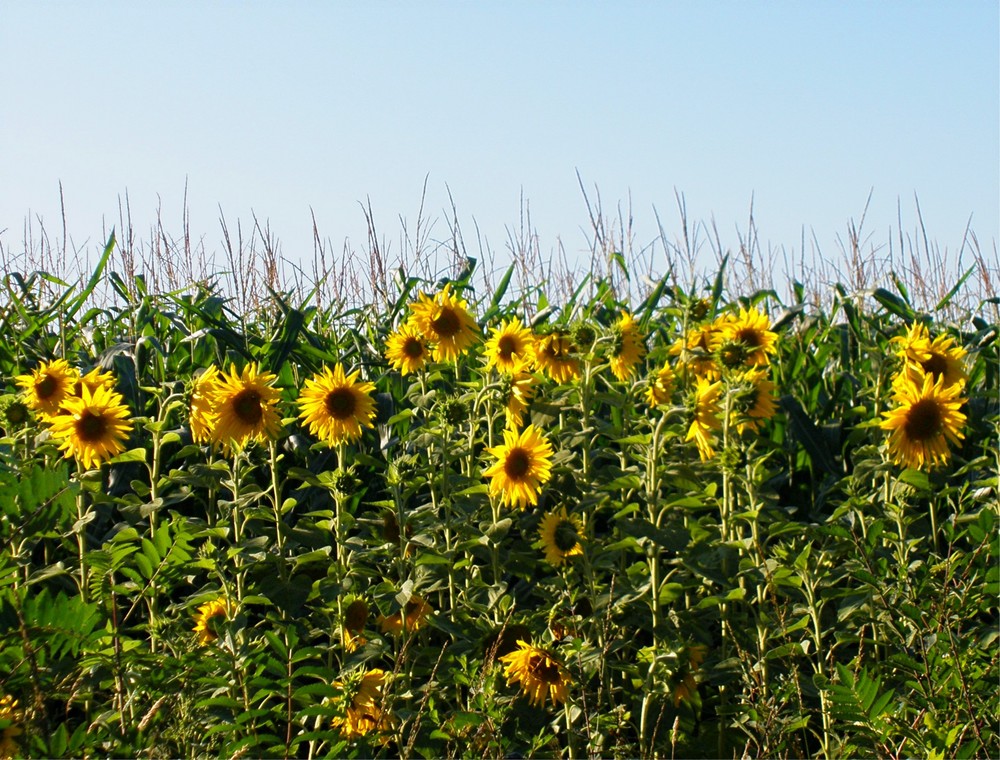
[0, 230, 997, 759]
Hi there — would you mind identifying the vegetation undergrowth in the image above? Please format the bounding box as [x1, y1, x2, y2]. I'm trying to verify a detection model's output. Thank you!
[0, 202, 997, 758]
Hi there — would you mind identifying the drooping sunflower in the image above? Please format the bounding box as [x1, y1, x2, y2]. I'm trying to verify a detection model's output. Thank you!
[730, 369, 777, 434]
[499, 371, 536, 428]
[189, 364, 221, 444]
[881, 369, 966, 470]
[46, 384, 133, 470]
[669, 323, 722, 380]
[385, 321, 431, 375]
[192, 597, 233, 646]
[534, 331, 580, 384]
[717, 306, 777, 368]
[210, 363, 282, 450]
[484, 424, 554, 509]
[0, 695, 22, 760]
[298, 364, 377, 446]
[484, 317, 536, 374]
[609, 311, 646, 381]
[891, 322, 968, 389]
[342, 597, 369, 653]
[409, 284, 480, 362]
[645, 362, 676, 408]
[16, 358, 80, 417]
[378, 595, 432, 636]
[499, 640, 572, 708]
[538, 508, 584, 566]
[685, 377, 722, 461]
[331, 668, 395, 741]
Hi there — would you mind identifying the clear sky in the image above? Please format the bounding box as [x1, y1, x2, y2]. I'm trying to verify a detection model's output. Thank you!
[2, 1, 997, 283]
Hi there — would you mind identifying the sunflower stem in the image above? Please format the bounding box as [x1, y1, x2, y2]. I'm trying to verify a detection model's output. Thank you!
[269, 440, 288, 581]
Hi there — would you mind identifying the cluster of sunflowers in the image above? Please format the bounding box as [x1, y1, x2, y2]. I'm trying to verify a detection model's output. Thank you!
[881, 322, 969, 470]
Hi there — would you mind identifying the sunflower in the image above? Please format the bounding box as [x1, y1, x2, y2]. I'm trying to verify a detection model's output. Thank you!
[0, 695, 22, 760]
[730, 369, 777, 434]
[484, 317, 536, 374]
[535, 331, 580, 384]
[645, 362, 676, 408]
[192, 597, 233, 645]
[499, 371, 536, 428]
[16, 358, 80, 417]
[891, 322, 968, 389]
[210, 363, 282, 450]
[484, 424, 554, 509]
[46, 384, 133, 470]
[331, 668, 395, 741]
[499, 640, 572, 708]
[342, 598, 369, 653]
[609, 311, 646, 381]
[385, 321, 431, 375]
[538, 508, 584, 566]
[189, 365, 221, 444]
[881, 369, 966, 470]
[717, 306, 777, 367]
[378, 595, 432, 635]
[76, 366, 115, 396]
[409, 284, 480, 362]
[685, 377, 722, 461]
[298, 364, 376, 446]
[669, 323, 721, 380]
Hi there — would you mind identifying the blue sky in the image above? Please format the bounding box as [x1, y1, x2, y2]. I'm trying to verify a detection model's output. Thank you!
[2, 1, 997, 281]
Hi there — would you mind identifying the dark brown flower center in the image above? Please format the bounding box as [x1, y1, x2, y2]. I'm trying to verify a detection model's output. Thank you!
[345, 600, 369, 633]
[403, 336, 425, 358]
[232, 389, 263, 425]
[735, 327, 762, 348]
[36, 374, 58, 400]
[504, 448, 531, 479]
[530, 656, 562, 684]
[325, 388, 357, 420]
[497, 334, 519, 360]
[76, 410, 109, 442]
[431, 307, 461, 338]
[904, 398, 942, 441]
[554, 520, 579, 552]
[921, 353, 947, 379]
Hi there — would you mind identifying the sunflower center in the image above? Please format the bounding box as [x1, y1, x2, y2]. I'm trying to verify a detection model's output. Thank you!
[904, 398, 943, 441]
[431, 307, 461, 338]
[553, 520, 580, 552]
[232, 389, 263, 425]
[735, 328, 761, 348]
[344, 600, 369, 633]
[497, 334, 519, 360]
[921, 353, 947, 379]
[403, 337, 425, 358]
[325, 388, 357, 420]
[504, 448, 531, 479]
[36, 374, 58, 400]
[530, 657, 562, 684]
[76, 410, 109, 442]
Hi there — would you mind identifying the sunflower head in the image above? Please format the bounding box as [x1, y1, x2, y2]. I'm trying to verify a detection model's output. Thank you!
[189, 365, 222, 444]
[535, 331, 580, 384]
[331, 668, 395, 741]
[881, 368, 966, 470]
[645, 362, 676, 408]
[409, 284, 480, 362]
[378, 595, 432, 635]
[497, 371, 535, 428]
[0, 396, 30, 428]
[685, 377, 722, 461]
[484, 317, 536, 374]
[729, 369, 777, 434]
[538, 507, 584, 566]
[211, 363, 282, 450]
[608, 311, 646, 381]
[298, 364, 376, 447]
[483, 424, 555, 509]
[892, 323, 968, 389]
[46, 384, 133, 470]
[0, 694, 22, 760]
[16, 358, 80, 417]
[499, 640, 572, 708]
[342, 597, 369, 652]
[719, 306, 777, 367]
[385, 321, 431, 375]
[670, 324, 721, 380]
[193, 597, 234, 646]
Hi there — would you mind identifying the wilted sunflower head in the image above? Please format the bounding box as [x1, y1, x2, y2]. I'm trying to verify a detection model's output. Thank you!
[16, 358, 80, 417]
[297, 364, 376, 447]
